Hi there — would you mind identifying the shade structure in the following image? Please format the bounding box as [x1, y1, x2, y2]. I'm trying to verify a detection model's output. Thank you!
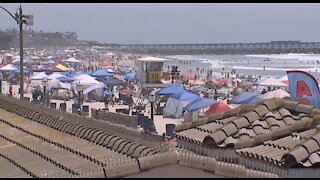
[83, 82, 106, 94]
[170, 91, 201, 102]
[155, 84, 186, 96]
[216, 78, 228, 84]
[260, 89, 290, 100]
[100, 61, 111, 67]
[103, 77, 124, 86]
[30, 72, 48, 80]
[124, 73, 136, 80]
[183, 98, 216, 112]
[255, 77, 288, 87]
[91, 69, 112, 77]
[205, 101, 231, 117]
[52, 64, 72, 72]
[63, 57, 81, 63]
[47, 73, 67, 80]
[230, 92, 261, 104]
[73, 77, 100, 86]
[0, 64, 17, 71]
[183, 73, 195, 80]
[163, 91, 201, 118]
[57, 76, 73, 82]
[72, 74, 94, 80]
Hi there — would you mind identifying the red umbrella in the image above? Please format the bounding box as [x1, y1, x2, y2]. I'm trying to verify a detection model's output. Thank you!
[216, 78, 228, 84]
[183, 73, 195, 80]
[100, 61, 111, 67]
[205, 102, 230, 117]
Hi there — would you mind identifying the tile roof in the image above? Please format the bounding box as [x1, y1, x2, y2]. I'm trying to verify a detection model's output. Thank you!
[174, 98, 320, 168]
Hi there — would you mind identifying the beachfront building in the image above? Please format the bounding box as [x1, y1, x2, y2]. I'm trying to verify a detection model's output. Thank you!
[135, 56, 169, 84]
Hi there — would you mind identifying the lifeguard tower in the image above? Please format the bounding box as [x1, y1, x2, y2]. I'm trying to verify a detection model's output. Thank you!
[135, 56, 169, 84]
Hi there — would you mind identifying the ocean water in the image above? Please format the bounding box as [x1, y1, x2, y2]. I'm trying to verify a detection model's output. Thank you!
[165, 54, 320, 78]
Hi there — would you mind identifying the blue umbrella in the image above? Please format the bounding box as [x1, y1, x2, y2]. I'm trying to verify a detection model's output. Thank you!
[230, 92, 261, 104]
[183, 98, 216, 112]
[124, 73, 136, 80]
[119, 63, 130, 68]
[171, 91, 201, 102]
[155, 84, 186, 96]
[91, 69, 112, 77]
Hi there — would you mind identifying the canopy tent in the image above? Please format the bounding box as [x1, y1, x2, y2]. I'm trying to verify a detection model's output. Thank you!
[155, 84, 186, 96]
[183, 98, 216, 112]
[12, 58, 35, 65]
[230, 92, 261, 104]
[71, 74, 94, 80]
[63, 57, 81, 63]
[260, 89, 290, 100]
[0, 64, 18, 71]
[57, 76, 73, 82]
[30, 72, 48, 80]
[47, 73, 67, 80]
[163, 91, 201, 118]
[205, 101, 231, 117]
[255, 77, 288, 87]
[91, 69, 112, 77]
[124, 73, 136, 81]
[103, 77, 124, 86]
[83, 82, 106, 94]
[73, 77, 100, 86]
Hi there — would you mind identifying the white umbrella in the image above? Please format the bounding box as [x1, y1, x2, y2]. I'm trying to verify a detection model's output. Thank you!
[260, 89, 290, 99]
[47, 73, 67, 80]
[63, 57, 81, 63]
[30, 72, 48, 80]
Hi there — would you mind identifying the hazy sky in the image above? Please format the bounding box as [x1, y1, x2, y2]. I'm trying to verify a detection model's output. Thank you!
[1, 3, 320, 44]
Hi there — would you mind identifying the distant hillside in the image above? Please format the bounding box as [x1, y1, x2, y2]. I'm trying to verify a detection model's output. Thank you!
[0, 29, 13, 50]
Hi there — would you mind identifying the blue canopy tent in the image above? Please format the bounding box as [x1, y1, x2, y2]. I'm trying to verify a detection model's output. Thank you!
[91, 69, 112, 77]
[155, 84, 186, 96]
[124, 73, 136, 81]
[163, 91, 201, 118]
[57, 76, 73, 82]
[230, 92, 261, 104]
[183, 98, 216, 112]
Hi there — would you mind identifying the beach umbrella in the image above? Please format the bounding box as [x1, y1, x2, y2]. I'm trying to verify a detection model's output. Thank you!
[260, 89, 290, 100]
[183, 98, 216, 112]
[47, 73, 67, 80]
[155, 84, 186, 96]
[216, 78, 228, 84]
[254, 77, 288, 87]
[205, 101, 231, 117]
[230, 92, 261, 104]
[91, 69, 112, 77]
[100, 61, 111, 67]
[83, 82, 106, 94]
[183, 73, 195, 80]
[63, 57, 81, 63]
[103, 77, 124, 86]
[170, 91, 201, 102]
[124, 73, 136, 80]
[119, 63, 130, 68]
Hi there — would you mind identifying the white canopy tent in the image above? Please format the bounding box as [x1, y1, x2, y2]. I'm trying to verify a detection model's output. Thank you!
[47, 73, 67, 80]
[63, 57, 81, 63]
[73, 77, 100, 86]
[0, 64, 17, 71]
[260, 89, 290, 100]
[30, 72, 48, 80]
[256, 77, 288, 88]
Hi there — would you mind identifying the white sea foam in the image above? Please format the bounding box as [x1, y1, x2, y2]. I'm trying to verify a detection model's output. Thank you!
[246, 53, 320, 61]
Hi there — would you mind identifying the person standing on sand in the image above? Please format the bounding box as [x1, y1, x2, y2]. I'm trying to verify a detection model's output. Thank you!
[9, 84, 13, 97]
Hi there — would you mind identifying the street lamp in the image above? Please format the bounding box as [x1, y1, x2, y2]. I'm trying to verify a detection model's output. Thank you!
[42, 78, 48, 106]
[76, 83, 84, 112]
[0, 5, 33, 100]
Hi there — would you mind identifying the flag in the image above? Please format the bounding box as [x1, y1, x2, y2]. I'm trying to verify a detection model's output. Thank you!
[287, 70, 320, 108]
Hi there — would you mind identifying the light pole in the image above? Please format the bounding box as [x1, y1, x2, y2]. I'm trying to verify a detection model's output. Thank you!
[42, 78, 48, 106]
[0, 5, 33, 100]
